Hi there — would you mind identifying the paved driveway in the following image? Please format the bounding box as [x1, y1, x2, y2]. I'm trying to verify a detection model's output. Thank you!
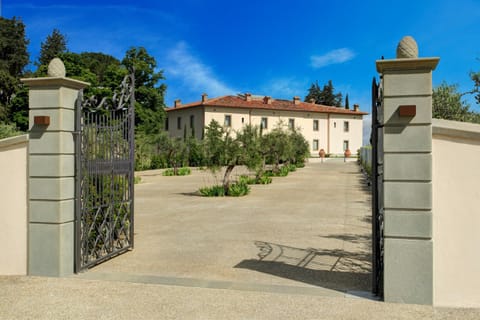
[81, 158, 372, 295]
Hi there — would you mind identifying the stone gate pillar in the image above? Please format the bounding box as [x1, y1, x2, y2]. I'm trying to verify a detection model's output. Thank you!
[22, 58, 89, 276]
[376, 36, 439, 304]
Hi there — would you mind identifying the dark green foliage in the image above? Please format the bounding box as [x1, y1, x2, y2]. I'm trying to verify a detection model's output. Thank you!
[345, 94, 350, 110]
[37, 29, 67, 66]
[0, 17, 29, 127]
[122, 47, 167, 134]
[304, 80, 342, 107]
[470, 70, 480, 105]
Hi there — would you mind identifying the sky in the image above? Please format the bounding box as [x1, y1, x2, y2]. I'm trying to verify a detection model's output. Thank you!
[2, 0, 480, 144]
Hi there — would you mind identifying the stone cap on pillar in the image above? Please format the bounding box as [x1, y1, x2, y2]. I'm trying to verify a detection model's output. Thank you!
[376, 36, 440, 73]
[21, 58, 90, 90]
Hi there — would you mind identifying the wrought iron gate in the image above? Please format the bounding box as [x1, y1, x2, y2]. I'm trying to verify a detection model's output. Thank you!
[371, 77, 384, 297]
[75, 74, 135, 272]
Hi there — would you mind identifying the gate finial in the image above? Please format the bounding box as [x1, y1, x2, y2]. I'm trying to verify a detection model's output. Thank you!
[47, 58, 66, 77]
[396, 36, 418, 59]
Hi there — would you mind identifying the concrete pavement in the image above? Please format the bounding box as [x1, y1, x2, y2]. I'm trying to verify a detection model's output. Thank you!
[1, 159, 479, 319]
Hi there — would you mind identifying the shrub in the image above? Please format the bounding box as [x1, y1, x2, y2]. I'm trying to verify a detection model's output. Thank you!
[228, 181, 250, 197]
[178, 167, 191, 175]
[0, 123, 22, 139]
[286, 164, 297, 172]
[256, 175, 272, 184]
[295, 162, 305, 168]
[199, 185, 225, 197]
[277, 166, 290, 177]
[162, 167, 191, 176]
[239, 175, 257, 185]
[134, 176, 142, 184]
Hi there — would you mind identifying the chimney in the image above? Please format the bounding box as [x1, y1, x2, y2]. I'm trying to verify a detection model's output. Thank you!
[245, 93, 252, 102]
[174, 99, 181, 108]
[293, 96, 301, 105]
[263, 96, 272, 104]
[202, 93, 208, 103]
[309, 98, 316, 104]
[353, 104, 359, 112]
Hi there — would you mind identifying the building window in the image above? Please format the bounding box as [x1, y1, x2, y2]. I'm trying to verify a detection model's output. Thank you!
[261, 117, 268, 129]
[288, 118, 295, 129]
[177, 117, 182, 130]
[313, 139, 319, 151]
[344, 121, 349, 132]
[242, 117, 245, 124]
[165, 118, 169, 130]
[313, 120, 319, 131]
[343, 140, 349, 151]
[190, 115, 194, 129]
[334, 122, 336, 128]
[224, 115, 232, 127]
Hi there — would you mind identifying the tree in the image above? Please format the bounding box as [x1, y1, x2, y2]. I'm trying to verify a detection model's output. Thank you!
[345, 94, 350, 110]
[203, 119, 241, 193]
[236, 124, 263, 179]
[432, 82, 473, 122]
[37, 29, 67, 66]
[0, 17, 29, 125]
[304, 80, 342, 107]
[122, 47, 167, 134]
[471, 71, 480, 105]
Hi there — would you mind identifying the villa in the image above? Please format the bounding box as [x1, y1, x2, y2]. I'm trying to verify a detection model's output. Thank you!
[166, 93, 367, 156]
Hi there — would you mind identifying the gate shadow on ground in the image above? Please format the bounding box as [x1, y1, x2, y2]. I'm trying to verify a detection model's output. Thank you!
[234, 241, 371, 293]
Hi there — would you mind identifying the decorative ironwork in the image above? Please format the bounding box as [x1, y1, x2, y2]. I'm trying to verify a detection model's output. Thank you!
[75, 73, 135, 272]
[371, 77, 384, 298]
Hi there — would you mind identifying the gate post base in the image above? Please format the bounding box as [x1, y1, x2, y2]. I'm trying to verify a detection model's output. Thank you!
[29, 222, 74, 276]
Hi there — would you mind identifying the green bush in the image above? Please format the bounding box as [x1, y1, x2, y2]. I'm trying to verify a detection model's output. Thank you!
[277, 166, 290, 177]
[239, 175, 256, 185]
[0, 123, 22, 139]
[134, 176, 142, 184]
[178, 167, 191, 175]
[199, 181, 250, 197]
[295, 162, 305, 168]
[286, 164, 297, 172]
[228, 181, 250, 197]
[256, 175, 272, 184]
[199, 185, 225, 197]
[162, 167, 191, 176]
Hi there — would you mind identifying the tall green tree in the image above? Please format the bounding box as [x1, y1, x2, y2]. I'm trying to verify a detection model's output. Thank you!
[37, 29, 67, 66]
[122, 47, 167, 134]
[0, 17, 29, 126]
[304, 80, 342, 107]
[345, 94, 350, 110]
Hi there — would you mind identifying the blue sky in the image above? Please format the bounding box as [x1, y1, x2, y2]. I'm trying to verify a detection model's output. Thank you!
[3, 0, 480, 142]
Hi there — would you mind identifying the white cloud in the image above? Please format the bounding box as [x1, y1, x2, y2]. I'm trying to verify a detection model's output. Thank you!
[165, 42, 236, 99]
[310, 48, 355, 69]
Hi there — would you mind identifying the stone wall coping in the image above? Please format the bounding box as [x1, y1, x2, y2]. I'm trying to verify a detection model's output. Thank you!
[0, 134, 28, 149]
[21, 77, 90, 90]
[432, 119, 480, 141]
[376, 57, 440, 73]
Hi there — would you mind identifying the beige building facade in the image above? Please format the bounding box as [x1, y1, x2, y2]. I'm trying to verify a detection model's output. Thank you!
[166, 94, 367, 156]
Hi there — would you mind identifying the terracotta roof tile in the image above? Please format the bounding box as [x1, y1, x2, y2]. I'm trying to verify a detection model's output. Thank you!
[167, 95, 369, 115]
